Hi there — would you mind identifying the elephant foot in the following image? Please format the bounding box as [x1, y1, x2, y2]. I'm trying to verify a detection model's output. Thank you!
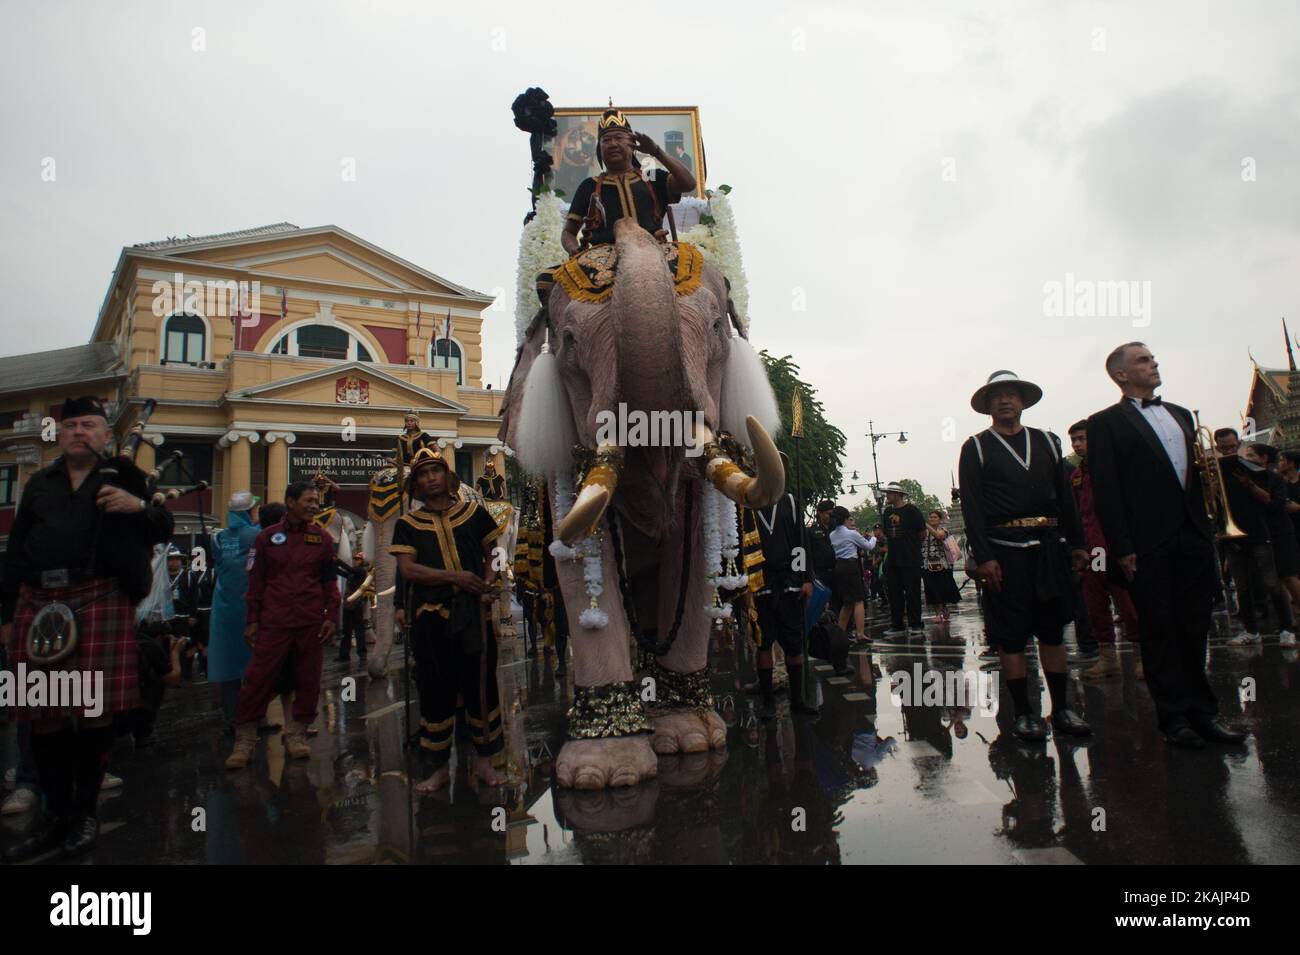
[553, 781, 660, 833]
[650, 708, 727, 755]
[555, 736, 658, 790]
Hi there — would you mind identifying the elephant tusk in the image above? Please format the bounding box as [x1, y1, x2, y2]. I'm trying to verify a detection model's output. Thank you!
[555, 444, 624, 545]
[345, 571, 376, 606]
[702, 416, 786, 509]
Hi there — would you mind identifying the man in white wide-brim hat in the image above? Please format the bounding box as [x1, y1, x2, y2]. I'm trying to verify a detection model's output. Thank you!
[879, 482, 926, 638]
[957, 370, 1092, 742]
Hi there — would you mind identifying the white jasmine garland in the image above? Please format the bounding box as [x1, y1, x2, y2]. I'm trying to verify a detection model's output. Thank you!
[719, 496, 748, 590]
[515, 194, 568, 345]
[677, 190, 749, 335]
[701, 486, 732, 620]
[547, 469, 608, 629]
[547, 472, 578, 561]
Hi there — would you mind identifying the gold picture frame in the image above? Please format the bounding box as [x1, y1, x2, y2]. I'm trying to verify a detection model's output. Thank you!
[549, 106, 706, 200]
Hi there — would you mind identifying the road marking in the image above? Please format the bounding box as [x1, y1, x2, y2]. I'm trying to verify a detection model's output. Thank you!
[364, 701, 405, 720]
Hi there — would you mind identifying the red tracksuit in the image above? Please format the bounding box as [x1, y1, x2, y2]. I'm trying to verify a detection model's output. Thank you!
[235, 519, 341, 725]
[1071, 462, 1141, 643]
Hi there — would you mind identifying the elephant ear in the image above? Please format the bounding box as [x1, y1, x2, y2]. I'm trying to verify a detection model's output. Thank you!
[499, 314, 547, 445]
[719, 336, 781, 448]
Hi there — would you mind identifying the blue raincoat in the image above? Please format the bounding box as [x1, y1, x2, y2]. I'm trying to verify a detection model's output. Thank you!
[207, 509, 261, 683]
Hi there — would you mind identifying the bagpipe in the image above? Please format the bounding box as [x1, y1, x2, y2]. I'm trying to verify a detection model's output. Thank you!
[28, 398, 208, 667]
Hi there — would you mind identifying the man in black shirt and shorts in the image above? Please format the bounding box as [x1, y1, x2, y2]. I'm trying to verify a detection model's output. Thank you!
[881, 483, 925, 638]
[958, 371, 1092, 742]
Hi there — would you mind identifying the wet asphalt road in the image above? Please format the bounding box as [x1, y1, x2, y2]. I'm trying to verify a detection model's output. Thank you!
[3, 591, 1299, 865]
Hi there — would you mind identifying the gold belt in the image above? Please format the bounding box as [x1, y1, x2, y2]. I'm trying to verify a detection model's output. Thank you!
[997, 517, 1058, 528]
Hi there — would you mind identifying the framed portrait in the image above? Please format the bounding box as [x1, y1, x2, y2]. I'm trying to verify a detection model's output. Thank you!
[548, 106, 706, 201]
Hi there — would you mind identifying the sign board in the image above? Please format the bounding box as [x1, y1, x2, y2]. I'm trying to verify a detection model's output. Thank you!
[290, 448, 391, 487]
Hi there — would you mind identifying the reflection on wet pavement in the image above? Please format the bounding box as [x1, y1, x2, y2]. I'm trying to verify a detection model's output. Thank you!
[5, 596, 1300, 864]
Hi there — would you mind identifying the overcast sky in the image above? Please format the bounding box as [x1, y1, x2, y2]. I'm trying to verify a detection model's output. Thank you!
[3, 0, 1298, 500]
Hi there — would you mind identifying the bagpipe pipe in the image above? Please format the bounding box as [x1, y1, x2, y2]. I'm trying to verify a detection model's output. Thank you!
[96, 399, 209, 506]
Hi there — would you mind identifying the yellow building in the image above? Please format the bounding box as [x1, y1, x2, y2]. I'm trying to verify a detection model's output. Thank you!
[0, 222, 506, 543]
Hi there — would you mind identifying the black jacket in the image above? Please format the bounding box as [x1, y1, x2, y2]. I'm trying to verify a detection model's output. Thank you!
[1, 457, 173, 618]
[1086, 398, 1213, 560]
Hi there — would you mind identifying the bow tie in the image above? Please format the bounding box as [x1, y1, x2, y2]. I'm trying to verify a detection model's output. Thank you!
[1141, 396, 1162, 408]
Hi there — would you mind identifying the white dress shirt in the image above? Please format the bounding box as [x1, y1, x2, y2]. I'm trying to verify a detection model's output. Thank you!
[830, 525, 877, 559]
[1131, 397, 1188, 487]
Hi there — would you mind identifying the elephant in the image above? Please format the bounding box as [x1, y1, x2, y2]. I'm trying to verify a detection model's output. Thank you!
[500, 217, 784, 790]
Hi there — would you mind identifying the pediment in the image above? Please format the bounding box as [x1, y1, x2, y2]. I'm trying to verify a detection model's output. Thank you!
[229, 361, 468, 414]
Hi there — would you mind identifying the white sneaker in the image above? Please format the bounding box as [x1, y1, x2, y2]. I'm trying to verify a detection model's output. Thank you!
[1281, 630, 1297, 647]
[101, 772, 123, 791]
[1, 788, 37, 816]
[1227, 632, 1261, 646]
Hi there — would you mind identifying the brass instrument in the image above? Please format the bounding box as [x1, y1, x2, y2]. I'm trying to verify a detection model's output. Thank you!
[1193, 410, 1247, 541]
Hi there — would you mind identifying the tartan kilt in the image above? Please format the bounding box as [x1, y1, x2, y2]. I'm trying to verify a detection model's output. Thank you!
[10, 578, 140, 723]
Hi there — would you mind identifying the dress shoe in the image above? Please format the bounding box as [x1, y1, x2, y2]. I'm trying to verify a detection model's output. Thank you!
[3, 817, 68, 863]
[1192, 719, 1247, 744]
[62, 816, 99, 858]
[1164, 726, 1206, 749]
[1051, 708, 1093, 737]
[1012, 714, 1047, 742]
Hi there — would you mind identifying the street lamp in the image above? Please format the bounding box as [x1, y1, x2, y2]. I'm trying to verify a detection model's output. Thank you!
[866, 420, 909, 507]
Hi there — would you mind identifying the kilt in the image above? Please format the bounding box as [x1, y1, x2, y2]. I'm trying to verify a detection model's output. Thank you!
[10, 578, 140, 723]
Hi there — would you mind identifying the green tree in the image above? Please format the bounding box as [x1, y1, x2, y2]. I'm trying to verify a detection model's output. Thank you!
[850, 500, 879, 530]
[760, 351, 847, 516]
[895, 478, 947, 518]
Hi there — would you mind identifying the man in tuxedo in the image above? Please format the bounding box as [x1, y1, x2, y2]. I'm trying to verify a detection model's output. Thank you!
[1086, 342, 1246, 748]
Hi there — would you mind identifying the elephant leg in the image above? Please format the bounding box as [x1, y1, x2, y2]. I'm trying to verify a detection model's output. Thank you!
[552, 528, 657, 789]
[646, 490, 726, 755]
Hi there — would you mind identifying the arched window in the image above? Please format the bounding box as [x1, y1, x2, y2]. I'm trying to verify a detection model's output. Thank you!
[429, 339, 463, 385]
[163, 314, 206, 365]
[270, 325, 374, 361]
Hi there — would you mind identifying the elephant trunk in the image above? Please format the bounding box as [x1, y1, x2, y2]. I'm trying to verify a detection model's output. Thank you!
[611, 218, 688, 417]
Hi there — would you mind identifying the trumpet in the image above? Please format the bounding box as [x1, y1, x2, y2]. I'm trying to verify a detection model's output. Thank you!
[1193, 410, 1247, 541]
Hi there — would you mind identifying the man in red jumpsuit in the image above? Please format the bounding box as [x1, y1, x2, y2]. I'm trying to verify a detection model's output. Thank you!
[1068, 421, 1142, 681]
[225, 480, 339, 769]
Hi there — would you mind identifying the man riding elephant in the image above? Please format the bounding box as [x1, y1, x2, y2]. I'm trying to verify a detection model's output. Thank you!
[500, 105, 785, 791]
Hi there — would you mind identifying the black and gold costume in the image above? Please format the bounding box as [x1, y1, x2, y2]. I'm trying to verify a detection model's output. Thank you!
[390, 500, 504, 763]
[397, 430, 435, 468]
[567, 169, 673, 246]
[475, 471, 507, 501]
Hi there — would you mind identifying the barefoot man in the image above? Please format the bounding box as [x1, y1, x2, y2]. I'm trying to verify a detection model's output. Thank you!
[390, 447, 506, 791]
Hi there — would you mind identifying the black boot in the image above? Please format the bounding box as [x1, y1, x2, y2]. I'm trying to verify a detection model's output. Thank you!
[787, 664, 819, 716]
[62, 816, 99, 858]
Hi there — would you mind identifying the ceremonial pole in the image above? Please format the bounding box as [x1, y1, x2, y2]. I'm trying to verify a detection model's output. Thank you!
[791, 389, 811, 704]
